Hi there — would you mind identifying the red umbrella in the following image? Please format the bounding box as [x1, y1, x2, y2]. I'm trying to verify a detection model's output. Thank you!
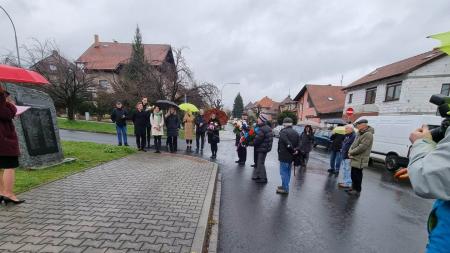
[0, 64, 49, 85]
[204, 108, 229, 126]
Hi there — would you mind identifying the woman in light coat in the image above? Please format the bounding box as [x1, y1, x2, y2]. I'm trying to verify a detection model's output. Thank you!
[183, 111, 195, 152]
[150, 106, 164, 153]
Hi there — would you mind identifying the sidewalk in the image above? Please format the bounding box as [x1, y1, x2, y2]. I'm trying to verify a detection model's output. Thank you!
[0, 152, 217, 253]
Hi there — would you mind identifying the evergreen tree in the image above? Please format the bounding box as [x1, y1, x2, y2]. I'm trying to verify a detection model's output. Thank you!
[232, 93, 244, 118]
[123, 26, 149, 98]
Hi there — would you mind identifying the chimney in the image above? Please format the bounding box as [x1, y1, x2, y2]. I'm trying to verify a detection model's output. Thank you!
[52, 50, 58, 56]
[94, 34, 99, 47]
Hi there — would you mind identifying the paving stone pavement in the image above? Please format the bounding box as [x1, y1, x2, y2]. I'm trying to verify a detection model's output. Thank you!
[0, 153, 217, 253]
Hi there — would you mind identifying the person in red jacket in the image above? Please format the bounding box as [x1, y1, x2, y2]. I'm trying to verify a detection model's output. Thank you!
[0, 87, 25, 205]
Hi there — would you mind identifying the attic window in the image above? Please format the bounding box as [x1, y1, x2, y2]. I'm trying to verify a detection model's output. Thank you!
[327, 97, 334, 101]
[49, 64, 57, 71]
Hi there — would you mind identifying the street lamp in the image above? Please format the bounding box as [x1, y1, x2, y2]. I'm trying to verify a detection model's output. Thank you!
[220, 82, 240, 107]
[0, 5, 21, 67]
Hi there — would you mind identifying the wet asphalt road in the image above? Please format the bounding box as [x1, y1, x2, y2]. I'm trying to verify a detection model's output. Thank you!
[60, 128, 433, 253]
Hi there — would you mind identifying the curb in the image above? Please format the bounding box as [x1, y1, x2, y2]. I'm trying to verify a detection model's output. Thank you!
[191, 163, 218, 253]
[207, 172, 222, 253]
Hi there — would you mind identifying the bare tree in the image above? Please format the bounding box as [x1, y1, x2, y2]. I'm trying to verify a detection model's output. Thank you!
[20, 39, 95, 120]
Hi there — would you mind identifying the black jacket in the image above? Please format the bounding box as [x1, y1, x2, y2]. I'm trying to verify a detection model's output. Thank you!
[111, 108, 128, 127]
[207, 118, 221, 144]
[298, 132, 314, 153]
[341, 132, 356, 159]
[132, 110, 150, 129]
[254, 123, 273, 153]
[330, 133, 345, 151]
[278, 126, 299, 162]
[165, 114, 180, 137]
[195, 115, 207, 133]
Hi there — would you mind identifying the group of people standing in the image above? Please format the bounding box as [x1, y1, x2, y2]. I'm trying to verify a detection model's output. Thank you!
[233, 113, 374, 196]
[111, 97, 222, 158]
[276, 118, 374, 195]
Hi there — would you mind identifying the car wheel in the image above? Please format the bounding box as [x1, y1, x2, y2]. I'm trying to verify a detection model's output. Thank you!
[385, 154, 400, 172]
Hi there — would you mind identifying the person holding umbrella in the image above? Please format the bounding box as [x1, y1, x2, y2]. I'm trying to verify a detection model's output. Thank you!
[0, 87, 25, 205]
[165, 107, 180, 153]
[207, 113, 221, 159]
[183, 110, 195, 152]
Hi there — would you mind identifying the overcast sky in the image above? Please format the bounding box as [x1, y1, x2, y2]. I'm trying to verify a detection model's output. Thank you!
[1, 0, 450, 108]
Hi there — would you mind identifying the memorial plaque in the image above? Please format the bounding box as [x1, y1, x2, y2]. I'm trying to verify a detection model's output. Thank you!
[20, 107, 59, 156]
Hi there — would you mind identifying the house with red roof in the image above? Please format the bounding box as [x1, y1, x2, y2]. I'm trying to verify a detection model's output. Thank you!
[293, 84, 346, 125]
[343, 49, 450, 121]
[76, 34, 175, 93]
[245, 96, 280, 121]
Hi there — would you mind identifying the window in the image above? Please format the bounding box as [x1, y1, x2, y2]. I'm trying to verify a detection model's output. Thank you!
[99, 80, 109, 89]
[348, 94, 353, 104]
[365, 88, 377, 104]
[385, 82, 402, 101]
[441, 83, 450, 96]
[49, 64, 57, 71]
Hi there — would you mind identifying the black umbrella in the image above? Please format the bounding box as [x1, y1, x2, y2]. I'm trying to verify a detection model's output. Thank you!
[155, 100, 179, 110]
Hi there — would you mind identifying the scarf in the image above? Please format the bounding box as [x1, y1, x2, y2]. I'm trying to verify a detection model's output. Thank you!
[153, 111, 163, 124]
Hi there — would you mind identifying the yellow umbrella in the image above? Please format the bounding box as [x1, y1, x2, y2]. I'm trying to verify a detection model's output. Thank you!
[332, 126, 346, 135]
[179, 103, 199, 112]
[428, 31, 450, 55]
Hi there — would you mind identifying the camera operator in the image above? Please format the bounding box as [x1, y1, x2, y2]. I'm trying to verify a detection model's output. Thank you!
[406, 123, 450, 252]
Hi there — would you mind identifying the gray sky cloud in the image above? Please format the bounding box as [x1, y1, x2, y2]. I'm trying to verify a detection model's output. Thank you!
[1, 0, 449, 108]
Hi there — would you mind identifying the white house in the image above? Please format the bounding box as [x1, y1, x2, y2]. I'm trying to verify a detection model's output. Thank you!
[342, 49, 450, 121]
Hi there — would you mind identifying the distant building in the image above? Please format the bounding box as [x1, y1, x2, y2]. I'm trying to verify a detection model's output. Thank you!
[293, 84, 345, 125]
[76, 34, 176, 94]
[279, 95, 297, 112]
[249, 96, 280, 121]
[342, 49, 450, 121]
[30, 50, 74, 84]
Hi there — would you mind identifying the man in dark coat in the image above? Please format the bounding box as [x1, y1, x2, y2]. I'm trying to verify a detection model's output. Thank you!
[252, 114, 273, 183]
[132, 102, 150, 151]
[142, 97, 152, 149]
[329, 130, 345, 175]
[165, 107, 180, 153]
[277, 118, 299, 194]
[195, 109, 207, 152]
[111, 101, 129, 146]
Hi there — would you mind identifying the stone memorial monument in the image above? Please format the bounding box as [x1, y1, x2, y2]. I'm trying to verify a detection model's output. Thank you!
[2, 83, 64, 168]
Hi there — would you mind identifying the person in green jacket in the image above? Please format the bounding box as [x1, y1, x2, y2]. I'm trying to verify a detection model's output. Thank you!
[347, 119, 374, 197]
[406, 125, 450, 253]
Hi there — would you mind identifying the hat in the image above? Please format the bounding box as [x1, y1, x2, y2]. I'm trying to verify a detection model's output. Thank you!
[259, 113, 269, 123]
[283, 117, 293, 126]
[354, 119, 368, 125]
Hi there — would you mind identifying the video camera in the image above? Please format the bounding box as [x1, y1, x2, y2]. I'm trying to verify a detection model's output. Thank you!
[429, 94, 450, 142]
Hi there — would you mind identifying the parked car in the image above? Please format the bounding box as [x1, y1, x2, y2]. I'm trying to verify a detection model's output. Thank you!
[273, 125, 284, 138]
[313, 130, 332, 150]
[356, 115, 442, 172]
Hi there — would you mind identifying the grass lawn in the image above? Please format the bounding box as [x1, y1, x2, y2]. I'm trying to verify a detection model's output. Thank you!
[57, 117, 134, 135]
[57, 117, 187, 138]
[14, 141, 136, 194]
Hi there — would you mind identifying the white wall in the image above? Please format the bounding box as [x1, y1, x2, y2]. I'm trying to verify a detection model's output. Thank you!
[344, 55, 450, 115]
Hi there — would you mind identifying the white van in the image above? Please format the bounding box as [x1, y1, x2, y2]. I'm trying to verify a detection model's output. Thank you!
[356, 115, 442, 171]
